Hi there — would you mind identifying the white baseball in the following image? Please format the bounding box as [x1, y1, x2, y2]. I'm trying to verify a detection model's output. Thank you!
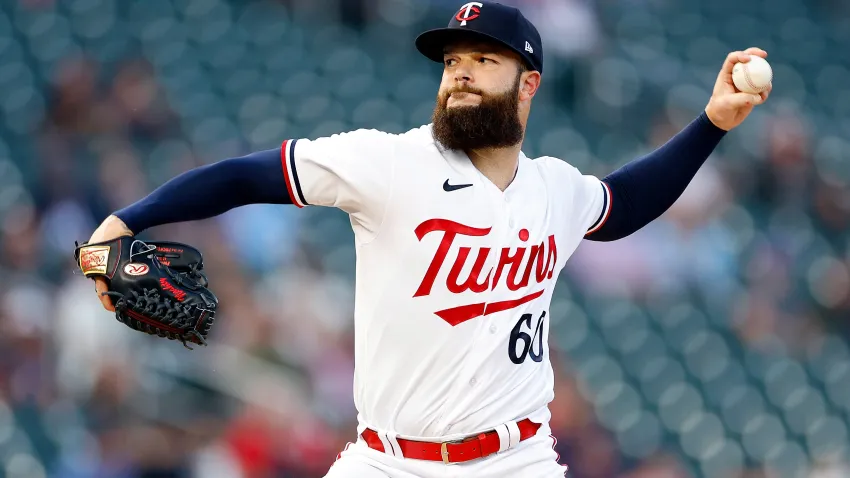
[732, 55, 772, 94]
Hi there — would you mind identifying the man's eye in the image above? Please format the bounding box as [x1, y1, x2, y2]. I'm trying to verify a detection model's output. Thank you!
[445, 59, 456, 66]
[479, 57, 494, 63]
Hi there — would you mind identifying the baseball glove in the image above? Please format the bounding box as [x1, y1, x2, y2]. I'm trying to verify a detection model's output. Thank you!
[74, 236, 219, 349]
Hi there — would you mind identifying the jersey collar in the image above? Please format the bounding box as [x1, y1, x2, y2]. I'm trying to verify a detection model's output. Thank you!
[430, 125, 529, 195]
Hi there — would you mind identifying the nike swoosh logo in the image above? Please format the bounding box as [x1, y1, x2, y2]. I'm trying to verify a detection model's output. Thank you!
[443, 179, 473, 192]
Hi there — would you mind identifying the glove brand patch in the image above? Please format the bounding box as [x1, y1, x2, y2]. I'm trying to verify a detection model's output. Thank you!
[124, 263, 150, 276]
[79, 246, 110, 276]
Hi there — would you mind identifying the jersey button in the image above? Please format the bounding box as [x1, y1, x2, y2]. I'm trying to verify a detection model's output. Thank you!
[489, 324, 498, 334]
[469, 377, 477, 386]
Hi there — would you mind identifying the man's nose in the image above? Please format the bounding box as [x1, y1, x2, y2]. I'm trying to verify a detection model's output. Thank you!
[453, 63, 473, 83]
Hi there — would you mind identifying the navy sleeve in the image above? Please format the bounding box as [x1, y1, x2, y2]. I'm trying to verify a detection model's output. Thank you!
[585, 112, 727, 242]
[113, 147, 291, 234]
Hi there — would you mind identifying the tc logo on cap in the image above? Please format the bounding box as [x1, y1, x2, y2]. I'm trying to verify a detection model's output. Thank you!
[456, 2, 483, 26]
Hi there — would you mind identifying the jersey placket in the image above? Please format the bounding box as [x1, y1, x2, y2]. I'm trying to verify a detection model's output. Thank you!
[437, 161, 524, 435]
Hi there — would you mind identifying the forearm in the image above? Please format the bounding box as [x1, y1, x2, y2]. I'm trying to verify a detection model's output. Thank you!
[114, 148, 291, 234]
[587, 112, 727, 242]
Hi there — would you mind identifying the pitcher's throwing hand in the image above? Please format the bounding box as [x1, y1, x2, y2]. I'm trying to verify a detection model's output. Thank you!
[705, 47, 773, 131]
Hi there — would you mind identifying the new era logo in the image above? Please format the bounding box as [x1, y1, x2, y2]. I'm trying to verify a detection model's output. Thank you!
[525, 41, 534, 54]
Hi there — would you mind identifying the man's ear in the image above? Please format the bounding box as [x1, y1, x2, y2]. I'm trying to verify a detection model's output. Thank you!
[519, 70, 541, 102]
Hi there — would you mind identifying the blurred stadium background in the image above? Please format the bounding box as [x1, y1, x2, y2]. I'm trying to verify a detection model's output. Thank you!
[1, 0, 849, 477]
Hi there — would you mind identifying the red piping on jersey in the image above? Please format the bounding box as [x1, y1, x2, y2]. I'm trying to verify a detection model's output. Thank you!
[551, 434, 569, 475]
[280, 139, 303, 208]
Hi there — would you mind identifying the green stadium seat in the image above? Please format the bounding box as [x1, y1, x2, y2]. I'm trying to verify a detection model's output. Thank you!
[763, 440, 810, 478]
[805, 335, 850, 386]
[350, 98, 405, 129]
[639, 357, 687, 406]
[619, 331, 667, 380]
[615, 409, 663, 459]
[392, 74, 439, 106]
[657, 304, 709, 354]
[679, 411, 726, 463]
[2, 85, 44, 136]
[698, 438, 745, 478]
[699, 360, 748, 408]
[409, 100, 437, 127]
[310, 120, 352, 142]
[331, 71, 372, 99]
[682, 330, 731, 382]
[762, 358, 810, 409]
[576, 355, 625, 398]
[537, 127, 592, 172]
[594, 381, 644, 431]
[804, 414, 848, 459]
[720, 385, 767, 435]
[740, 412, 788, 462]
[597, 302, 649, 348]
[782, 386, 828, 436]
[657, 382, 706, 433]
[824, 361, 850, 414]
[279, 70, 330, 101]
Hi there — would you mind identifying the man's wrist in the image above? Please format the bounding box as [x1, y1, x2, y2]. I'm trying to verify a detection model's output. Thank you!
[700, 109, 730, 135]
[107, 213, 136, 237]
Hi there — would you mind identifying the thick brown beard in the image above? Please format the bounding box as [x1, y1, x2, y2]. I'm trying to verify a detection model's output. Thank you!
[431, 73, 524, 151]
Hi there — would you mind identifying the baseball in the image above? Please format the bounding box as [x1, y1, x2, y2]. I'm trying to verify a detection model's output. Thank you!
[732, 55, 772, 94]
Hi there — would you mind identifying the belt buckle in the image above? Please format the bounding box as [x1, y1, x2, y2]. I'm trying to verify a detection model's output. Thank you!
[440, 439, 465, 465]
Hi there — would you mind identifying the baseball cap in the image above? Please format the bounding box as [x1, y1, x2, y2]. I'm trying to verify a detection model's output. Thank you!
[415, 1, 543, 74]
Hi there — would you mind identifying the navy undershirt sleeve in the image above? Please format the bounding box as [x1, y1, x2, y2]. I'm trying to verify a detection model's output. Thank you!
[114, 112, 725, 238]
[113, 148, 291, 234]
[585, 112, 727, 242]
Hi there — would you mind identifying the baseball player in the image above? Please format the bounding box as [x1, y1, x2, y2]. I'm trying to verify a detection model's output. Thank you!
[84, 2, 770, 476]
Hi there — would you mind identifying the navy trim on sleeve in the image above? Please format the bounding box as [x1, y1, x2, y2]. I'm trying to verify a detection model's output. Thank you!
[289, 139, 308, 206]
[281, 139, 308, 207]
[586, 181, 612, 234]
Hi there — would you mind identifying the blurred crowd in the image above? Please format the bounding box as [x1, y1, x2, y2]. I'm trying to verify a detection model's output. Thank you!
[1, 0, 850, 477]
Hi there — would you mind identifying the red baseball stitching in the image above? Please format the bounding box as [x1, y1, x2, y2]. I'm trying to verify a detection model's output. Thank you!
[743, 62, 770, 93]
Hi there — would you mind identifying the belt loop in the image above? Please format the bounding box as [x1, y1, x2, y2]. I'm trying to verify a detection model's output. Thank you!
[506, 420, 521, 448]
[494, 423, 510, 452]
[375, 430, 395, 456]
[385, 431, 403, 459]
[495, 420, 521, 452]
[376, 430, 404, 458]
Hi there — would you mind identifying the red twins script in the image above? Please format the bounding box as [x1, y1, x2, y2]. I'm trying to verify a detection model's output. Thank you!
[414, 219, 557, 326]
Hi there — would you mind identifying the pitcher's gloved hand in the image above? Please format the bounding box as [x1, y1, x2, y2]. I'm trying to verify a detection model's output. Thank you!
[74, 237, 218, 349]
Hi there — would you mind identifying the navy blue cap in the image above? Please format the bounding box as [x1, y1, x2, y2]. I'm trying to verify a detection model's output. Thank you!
[415, 2, 543, 74]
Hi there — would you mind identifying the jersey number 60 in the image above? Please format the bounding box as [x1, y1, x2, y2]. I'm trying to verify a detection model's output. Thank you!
[508, 311, 546, 364]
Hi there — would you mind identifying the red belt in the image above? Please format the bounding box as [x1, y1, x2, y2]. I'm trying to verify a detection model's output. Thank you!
[360, 419, 541, 464]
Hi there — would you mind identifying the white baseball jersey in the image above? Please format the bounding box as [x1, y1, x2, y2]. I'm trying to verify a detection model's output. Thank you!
[280, 125, 611, 441]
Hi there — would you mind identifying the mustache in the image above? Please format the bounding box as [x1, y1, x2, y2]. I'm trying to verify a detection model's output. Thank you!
[446, 86, 485, 96]
[441, 86, 487, 102]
